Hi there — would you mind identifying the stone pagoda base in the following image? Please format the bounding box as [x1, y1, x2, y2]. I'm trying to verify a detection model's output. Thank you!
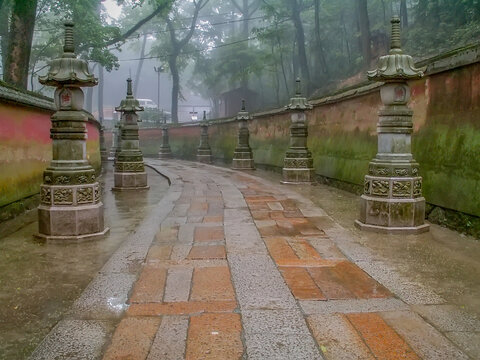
[112, 162, 149, 191]
[36, 183, 109, 242]
[113, 172, 149, 191]
[355, 173, 430, 234]
[158, 147, 172, 159]
[232, 151, 254, 170]
[197, 150, 212, 164]
[281, 156, 315, 184]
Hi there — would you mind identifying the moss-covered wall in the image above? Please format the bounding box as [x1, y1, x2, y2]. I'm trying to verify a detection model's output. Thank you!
[136, 60, 480, 219]
[0, 90, 101, 211]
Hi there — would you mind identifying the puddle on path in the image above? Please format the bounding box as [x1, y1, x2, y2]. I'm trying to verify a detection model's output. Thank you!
[0, 165, 169, 359]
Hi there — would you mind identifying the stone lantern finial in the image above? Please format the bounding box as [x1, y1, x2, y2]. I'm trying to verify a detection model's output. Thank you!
[389, 16, 402, 54]
[127, 77, 133, 96]
[285, 78, 313, 111]
[367, 16, 425, 82]
[39, 21, 97, 87]
[241, 99, 246, 111]
[116, 78, 143, 113]
[295, 77, 301, 96]
[63, 21, 75, 56]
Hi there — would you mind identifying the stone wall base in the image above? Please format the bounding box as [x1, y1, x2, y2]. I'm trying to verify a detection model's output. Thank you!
[113, 172, 149, 190]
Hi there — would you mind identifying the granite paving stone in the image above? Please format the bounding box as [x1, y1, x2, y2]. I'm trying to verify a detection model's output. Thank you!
[30, 159, 476, 360]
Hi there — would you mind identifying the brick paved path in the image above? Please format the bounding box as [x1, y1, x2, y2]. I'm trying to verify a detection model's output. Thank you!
[31, 160, 476, 360]
[101, 160, 472, 360]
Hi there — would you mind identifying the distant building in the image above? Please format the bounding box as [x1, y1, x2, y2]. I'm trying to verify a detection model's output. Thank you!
[213, 87, 258, 118]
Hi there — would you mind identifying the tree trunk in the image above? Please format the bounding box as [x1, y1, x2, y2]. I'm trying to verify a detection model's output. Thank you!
[169, 54, 180, 124]
[400, 0, 408, 27]
[291, 0, 311, 94]
[134, 33, 148, 95]
[314, 0, 328, 77]
[0, 0, 10, 73]
[4, 0, 38, 88]
[356, 0, 372, 68]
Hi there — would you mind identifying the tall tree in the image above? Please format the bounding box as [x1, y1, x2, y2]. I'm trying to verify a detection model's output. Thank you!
[4, 0, 38, 89]
[356, 0, 371, 68]
[290, 0, 311, 94]
[313, 0, 328, 78]
[134, 33, 148, 95]
[400, 0, 408, 28]
[165, 0, 209, 123]
[0, 0, 11, 74]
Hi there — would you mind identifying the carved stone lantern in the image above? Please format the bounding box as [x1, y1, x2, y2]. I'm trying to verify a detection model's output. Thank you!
[232, 100, 255, 170]
[355, 16, 429, 234]
[281, 79, 315, 184]
[112, 78, 149, 191]
[37, 21, 108, 241]
[197, 111, 212, 163]
[158, 125, 172, 159]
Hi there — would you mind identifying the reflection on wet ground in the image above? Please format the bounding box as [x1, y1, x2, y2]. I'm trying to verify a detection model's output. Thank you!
[0, 165, 169, 359]
[259, 170, 480, 318]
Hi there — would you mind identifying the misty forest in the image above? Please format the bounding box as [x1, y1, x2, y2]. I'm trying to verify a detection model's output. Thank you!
[0, 0, 479, 122]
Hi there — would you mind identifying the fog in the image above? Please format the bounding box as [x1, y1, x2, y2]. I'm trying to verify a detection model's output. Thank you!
[1, 0, 478, 123]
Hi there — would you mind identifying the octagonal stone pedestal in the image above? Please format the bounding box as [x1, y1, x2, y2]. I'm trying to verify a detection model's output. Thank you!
[113, 171, 149, 191]
[37, 184, 109, 242]
[356, 193, 429, 235]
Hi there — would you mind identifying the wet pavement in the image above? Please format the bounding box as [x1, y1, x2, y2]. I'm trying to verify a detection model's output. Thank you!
[2, 159, 480, 359]
[0, 166, 169, 359]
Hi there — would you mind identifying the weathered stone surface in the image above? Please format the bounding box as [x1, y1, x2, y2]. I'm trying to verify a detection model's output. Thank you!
[232, 100, 255, 170]
[356, 17, 428, 234]
[112, 78, 148, 191]
[36, 22, 107, 241]
[281, 79, 315, 184]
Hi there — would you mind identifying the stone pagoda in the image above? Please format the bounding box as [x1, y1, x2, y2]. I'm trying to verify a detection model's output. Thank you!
[281, 79, 315, 184]
[158, 125, 172, 159]
[232, 100, 255, 170]
[197, 111, 212, 163]
[112, 78, 148, 191]
[355, 16, 429, 234]
[37, 21, 108, 241]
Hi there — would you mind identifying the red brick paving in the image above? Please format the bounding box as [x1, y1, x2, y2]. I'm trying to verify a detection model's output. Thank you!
[194, 226, 224, 242]
[187, 245, 226, 260]
[129, 267, 167, 304]
[103, 317, 161, 360]
[347, 313, 420, 360]
[280, 267, 326, 300]
[190, 267, 235, 302]
[186, 313, 243, 360]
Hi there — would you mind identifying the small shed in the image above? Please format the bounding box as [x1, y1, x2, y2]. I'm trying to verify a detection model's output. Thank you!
[214, 87, 258, 118]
